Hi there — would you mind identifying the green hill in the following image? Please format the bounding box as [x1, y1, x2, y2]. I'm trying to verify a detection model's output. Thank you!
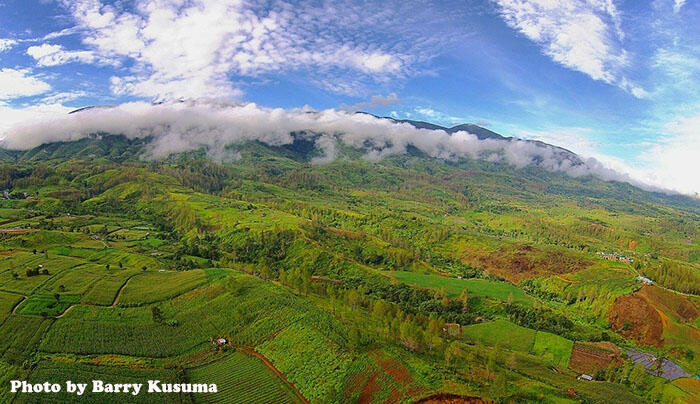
[0, 125, 697, 404]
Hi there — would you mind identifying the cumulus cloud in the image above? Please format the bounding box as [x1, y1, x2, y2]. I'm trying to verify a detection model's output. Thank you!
[673, 0, 687, 13]
[492, 0, 645, 97]
[53, 0, 461, 99]
[631, 112, 700, 197]
[0, 39, 18, 52]
[0, 100, 660, 193]
[0, 68, 52, 100]
[340, 93, 401, 112]
[27, 43, 115, 67]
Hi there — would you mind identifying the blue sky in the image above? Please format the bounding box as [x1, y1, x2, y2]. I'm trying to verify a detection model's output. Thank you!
[0, 0, 699, 195]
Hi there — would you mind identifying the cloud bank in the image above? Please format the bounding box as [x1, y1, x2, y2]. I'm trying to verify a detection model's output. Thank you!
[0, 100, 662, 193]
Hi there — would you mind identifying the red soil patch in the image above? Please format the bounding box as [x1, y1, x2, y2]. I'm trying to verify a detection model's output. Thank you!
[370, 351, 414, 386]
[358, 372, 381, 404]
[413, 394, 494, 404]
[637, 285, 699, 323]
[609, 294, 664, 347]
[568, 342, 622, 374]
[325, 227, 364, 240]
[470, 244, 591, 282]
[0, 228, 38, 235]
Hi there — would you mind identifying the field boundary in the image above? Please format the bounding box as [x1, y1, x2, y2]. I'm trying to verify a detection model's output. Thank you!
[238, 346, 309, 404]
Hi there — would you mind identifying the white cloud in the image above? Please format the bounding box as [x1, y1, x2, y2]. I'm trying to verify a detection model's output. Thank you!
[26, 43, 115, 67]
[0, 103, 73, 134]
[0, 39, 18, 52]
[0, 69, 52, 100]
[493, 0, 644, 97]
[41, 91, 88, 104]
[414, 107, 466, 125]
[340, 93, 401, 112]
[673, 0, 687, 13]
[518, 122, 700, 197]
[634, 111, 700, 196]
[55, 0, 434, 99]
[517, 127, 601, 156]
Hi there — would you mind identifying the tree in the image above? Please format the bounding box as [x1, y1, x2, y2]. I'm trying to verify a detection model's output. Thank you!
[444, 341, 461, 367]
[348, 323, 361, 349]
[459, 289, 469, 314]
[54, 293, 60, 302]
[490, 371, 507, 401]
[58, 285, 65, 292]
[106, 264, 110, 270]
[629, 362, 648, 390]
[151, 306, 164, 323]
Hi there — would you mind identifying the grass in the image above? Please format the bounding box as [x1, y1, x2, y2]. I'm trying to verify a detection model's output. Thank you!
[116, 270, 208, 306]
[257, 322, 354, 403]
[0, 316, 50, 364]
[81, 269, 141, 305]
[39, 264, 110, 295]
[386, 271, 533, 305]
[187, 351, 300, 404]
[0, 291, 23, 323]
[462, 319, 536, 352]
[16, 293, 80, 316]
[530, 331, 574, 367]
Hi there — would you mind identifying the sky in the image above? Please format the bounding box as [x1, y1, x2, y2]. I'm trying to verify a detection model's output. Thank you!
[0, 0, 698, 196]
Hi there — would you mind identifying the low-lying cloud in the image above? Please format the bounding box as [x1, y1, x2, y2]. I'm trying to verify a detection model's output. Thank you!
[0, 100, 666, 194]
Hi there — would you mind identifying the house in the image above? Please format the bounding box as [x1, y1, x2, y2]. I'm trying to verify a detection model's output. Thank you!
[442, 323, 462, 337]
[577, 374, 593, 381]
[636, 276, 653, 285]
[158, 269, 166, 273]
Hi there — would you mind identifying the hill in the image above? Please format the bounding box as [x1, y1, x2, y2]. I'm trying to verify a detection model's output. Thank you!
[0, 119, 698, 403]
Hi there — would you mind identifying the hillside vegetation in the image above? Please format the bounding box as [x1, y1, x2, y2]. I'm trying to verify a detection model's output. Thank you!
[0, 134, 698, 403]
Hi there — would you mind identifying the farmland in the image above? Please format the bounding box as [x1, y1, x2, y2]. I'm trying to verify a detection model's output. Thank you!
[0, 134, 697, 403]
[187, 351, 301, 404]
[384, 270, 533, 305]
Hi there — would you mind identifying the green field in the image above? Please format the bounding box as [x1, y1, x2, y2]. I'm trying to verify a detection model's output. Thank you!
[530, 331, 574, 367]
[187, 351, 300, 404]
[16, 293, 80, 316]
[116, 270, 208, 305]
[0, 291, 23, 323]
[81, 269, 141, 305]
[462, 319, 537, 352]
[385, 270, 533, 305]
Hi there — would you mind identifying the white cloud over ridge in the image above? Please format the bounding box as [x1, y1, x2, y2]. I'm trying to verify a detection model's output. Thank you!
[0, 100, 663, 193]
[493, 0, 645, 97]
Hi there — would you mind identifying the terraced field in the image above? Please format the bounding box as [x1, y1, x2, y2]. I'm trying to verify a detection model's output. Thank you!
[187, 351, 301, 404]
